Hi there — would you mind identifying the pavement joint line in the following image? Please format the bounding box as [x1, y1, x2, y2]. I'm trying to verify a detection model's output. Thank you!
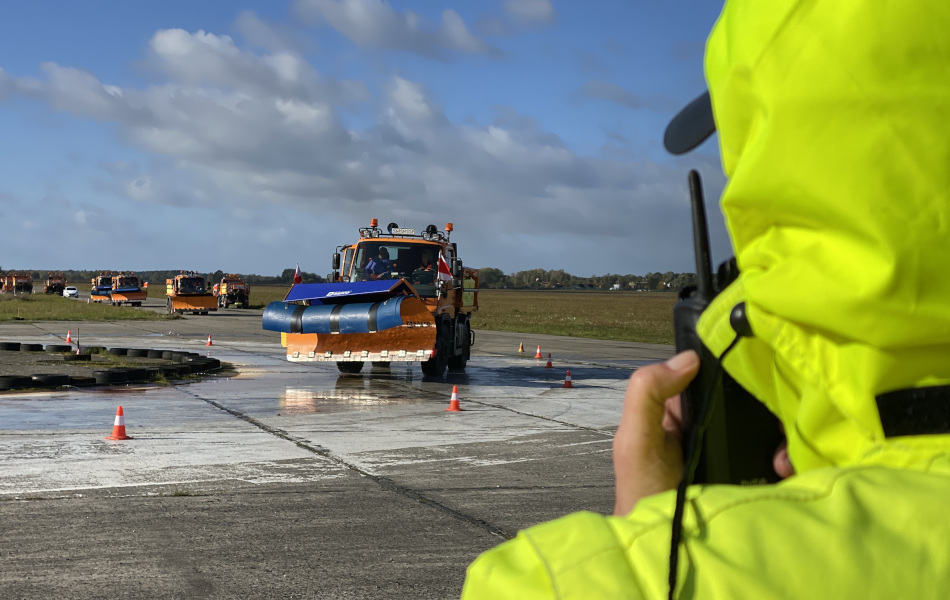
[176, 385, 518, 541]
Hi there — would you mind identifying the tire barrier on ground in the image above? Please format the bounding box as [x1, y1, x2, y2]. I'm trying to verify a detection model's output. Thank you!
[0, 341, 223, 390]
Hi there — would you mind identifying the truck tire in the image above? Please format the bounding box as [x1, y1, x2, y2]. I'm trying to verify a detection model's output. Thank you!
[447, 352, 467, 371]
[448, 319, 470, 372]
[337, 362, 364, 374]
[421, 351, 447, 377]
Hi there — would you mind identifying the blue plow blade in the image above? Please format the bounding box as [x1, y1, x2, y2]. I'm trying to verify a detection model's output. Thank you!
[262, 295, 407, 334]
[283, 280, 415, 303]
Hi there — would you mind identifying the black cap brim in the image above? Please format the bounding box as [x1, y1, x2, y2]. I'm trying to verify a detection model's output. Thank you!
[663, 90, 715, 155]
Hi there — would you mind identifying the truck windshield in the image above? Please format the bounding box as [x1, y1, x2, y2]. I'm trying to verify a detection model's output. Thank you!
[179, 278, 205, 293]
[348, 241, 441, 296]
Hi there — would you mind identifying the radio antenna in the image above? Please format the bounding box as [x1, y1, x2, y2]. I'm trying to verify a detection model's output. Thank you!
[688, 170, 714, 301]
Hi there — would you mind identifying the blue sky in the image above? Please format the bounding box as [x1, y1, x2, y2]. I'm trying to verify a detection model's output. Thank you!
[0, 0, 729, 278]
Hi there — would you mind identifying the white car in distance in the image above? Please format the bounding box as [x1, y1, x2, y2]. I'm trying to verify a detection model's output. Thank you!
[63, 286, 79, 299]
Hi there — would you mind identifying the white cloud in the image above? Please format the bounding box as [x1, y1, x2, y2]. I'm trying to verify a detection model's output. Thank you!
[0, 23, 728, 275]
[294, 0, 501, 60]
[503, 0, 556, 25]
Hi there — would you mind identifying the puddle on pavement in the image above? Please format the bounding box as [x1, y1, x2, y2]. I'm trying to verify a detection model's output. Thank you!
[279, 376, 427, 415]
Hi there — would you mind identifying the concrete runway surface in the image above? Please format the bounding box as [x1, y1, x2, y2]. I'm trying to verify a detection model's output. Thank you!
[0, 302, 674, 599]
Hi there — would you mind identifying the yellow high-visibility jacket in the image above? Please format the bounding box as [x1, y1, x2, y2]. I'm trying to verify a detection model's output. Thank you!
[463, 1, 950, 597]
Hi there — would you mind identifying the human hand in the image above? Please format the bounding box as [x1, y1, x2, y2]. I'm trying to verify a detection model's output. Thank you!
[613, 350, 700, 516]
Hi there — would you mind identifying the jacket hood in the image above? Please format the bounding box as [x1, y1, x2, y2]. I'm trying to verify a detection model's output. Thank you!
[697, 0, 950, 472]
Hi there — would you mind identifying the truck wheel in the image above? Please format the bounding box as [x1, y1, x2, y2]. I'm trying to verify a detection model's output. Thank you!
[447, 353, 467, 371]
[421, 351, 447, 377]
[448, 320, 471, 371]
[422, 328, 449, 377]
[337, 362, 364, 374]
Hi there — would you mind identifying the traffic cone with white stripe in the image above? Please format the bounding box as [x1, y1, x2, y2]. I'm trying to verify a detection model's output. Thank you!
[206, 335, 213, 346]
[518, 342, 525, 353]
[534, 345, 543, 359]
[105, 406, 133, 440]
[445, 385, 463, 412]
[65, 330, 72, 343]
[562, 371, 574, 388]
[545, 353, 553, 368]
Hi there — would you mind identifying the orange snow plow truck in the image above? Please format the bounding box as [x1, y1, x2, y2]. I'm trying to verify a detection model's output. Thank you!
[43, 273, 67, 295]
[110, 272, 147, 306]
[262, 219, 478, 376]
[165, 271, 217, 315]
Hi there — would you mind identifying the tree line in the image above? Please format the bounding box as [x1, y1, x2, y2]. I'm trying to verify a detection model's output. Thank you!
[477, 268, 696, 291]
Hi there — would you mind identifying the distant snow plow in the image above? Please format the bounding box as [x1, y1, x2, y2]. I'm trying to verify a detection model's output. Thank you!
[166, 271, 217, 315]
[262, 219, 478, 375]
[110, 273, 146, 306]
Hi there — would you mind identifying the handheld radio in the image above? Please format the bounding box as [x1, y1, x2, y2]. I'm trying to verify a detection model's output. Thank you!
[672, 170, 783, 485]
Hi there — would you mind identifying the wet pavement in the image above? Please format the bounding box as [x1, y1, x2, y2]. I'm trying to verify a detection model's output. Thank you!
[0, 308, 674, 599]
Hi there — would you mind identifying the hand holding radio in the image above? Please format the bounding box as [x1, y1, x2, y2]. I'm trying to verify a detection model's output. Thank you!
[612, 350, 700, 516]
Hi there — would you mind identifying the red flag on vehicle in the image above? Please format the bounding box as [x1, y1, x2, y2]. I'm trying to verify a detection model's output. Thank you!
[293, 263, 302, 284]
[437, 253, 453, 282]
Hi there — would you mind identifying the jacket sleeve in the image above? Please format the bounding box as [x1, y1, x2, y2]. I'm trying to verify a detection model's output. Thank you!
[461, 511, 650, 600]
[462, 534, 558, 600]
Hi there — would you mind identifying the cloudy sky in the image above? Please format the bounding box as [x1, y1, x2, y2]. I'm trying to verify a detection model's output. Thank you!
[0, 0, 729, 278]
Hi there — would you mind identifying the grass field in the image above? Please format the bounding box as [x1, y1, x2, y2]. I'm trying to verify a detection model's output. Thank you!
[1, 284, 678, 345]
[471, 290, 677, 345]
[0, 293, 170, 322]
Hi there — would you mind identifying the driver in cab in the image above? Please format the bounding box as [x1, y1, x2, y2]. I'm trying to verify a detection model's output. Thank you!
[412, 251, 436, 285]
[364, 247, 393, 280]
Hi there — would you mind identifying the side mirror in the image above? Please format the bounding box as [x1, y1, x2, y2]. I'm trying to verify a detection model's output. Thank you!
[332, 253, 340, 270]
[451, 258, 463, 289]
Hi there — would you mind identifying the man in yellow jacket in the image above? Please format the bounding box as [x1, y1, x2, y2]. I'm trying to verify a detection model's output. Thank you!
[462, 1, 950, 597]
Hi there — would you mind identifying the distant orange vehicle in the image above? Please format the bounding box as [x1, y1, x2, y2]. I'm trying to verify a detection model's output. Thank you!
[89, 272, 114, 303]
[166, 271, 217, 315]
[1, 271, 33, 294]
[110, 272, 146, 307]
[214, 274, 251, 308]
[262, 219, 479, 376]
[43, 273, 67, 295]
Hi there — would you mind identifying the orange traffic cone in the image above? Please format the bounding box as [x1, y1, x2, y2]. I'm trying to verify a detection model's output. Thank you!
[206, 335, 213, 346]
[562, 371, 574, 388]
[105, 406, 133, 440]
[65, 330, 72, 343]
[545, 353, 553, 368]
[445, 385, 463, 412]
[518, 342, 525, 353]
[534, 345, 543, 359]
